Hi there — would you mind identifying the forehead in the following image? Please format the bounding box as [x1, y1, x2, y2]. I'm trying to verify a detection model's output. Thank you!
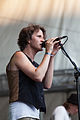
[33, 29, 43, 35]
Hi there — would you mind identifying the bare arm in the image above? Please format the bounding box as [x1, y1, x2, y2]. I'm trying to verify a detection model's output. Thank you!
[13, 38, 54, 82]
[43, 41, 60, 88]
[43, 56, 54, 89]
[13, 38, 60, 83]
[13, 51, 51, 82]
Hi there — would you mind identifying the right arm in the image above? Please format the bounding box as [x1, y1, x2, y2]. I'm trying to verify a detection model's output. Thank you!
[13, 38, 59, 82]
[14, 51, 51, 82]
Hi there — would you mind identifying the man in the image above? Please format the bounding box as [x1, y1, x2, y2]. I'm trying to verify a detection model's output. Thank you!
[6, 24, 60, 120]
[50, 93, 78, 120]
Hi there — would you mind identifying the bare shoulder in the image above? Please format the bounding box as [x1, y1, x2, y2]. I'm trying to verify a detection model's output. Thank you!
[14, 51, 32, 69]
[14, 51, 29, 63]
[7, 51, 32, 72]
[14, 51, 27, 59]
[14, 51, 24, 57]
[13, 51, 36, 77]
[7, 51, 22, 71]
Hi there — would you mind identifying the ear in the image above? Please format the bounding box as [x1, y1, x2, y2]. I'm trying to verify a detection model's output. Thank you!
[27, 40, 30, 44]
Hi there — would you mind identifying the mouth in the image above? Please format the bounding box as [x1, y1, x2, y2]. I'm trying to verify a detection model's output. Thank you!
[40, 43, 42, 47]
[40, 42, 44, 47]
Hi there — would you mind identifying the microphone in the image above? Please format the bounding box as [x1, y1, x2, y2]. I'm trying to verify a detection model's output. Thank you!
[42, 36, 68, 48]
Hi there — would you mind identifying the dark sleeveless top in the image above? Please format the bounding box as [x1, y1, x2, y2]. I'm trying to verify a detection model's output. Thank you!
[6, 54, 46, 112]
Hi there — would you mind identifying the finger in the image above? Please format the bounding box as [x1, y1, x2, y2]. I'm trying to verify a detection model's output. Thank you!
[47, 37, 57, 42]
[49, 38, 55, 43]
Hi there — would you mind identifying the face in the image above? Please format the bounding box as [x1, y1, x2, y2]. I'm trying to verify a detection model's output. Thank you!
[69, 104, 78, 115]
[29, 29, 45, 52]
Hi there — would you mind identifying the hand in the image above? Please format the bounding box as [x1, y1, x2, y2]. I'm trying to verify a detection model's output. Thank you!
[45, 38, 58, 54]
[51, 39, 61, 56]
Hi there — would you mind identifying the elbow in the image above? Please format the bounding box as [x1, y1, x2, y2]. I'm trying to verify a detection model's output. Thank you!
[44, 84, 52, 89]
[47, 85, 51, 89]
[35, 78, 43, 82]
[33, 70, 44, 82]
[33, 75, 43, 82]
[44, 81, 52, 89]
[38, 78, 43, 82]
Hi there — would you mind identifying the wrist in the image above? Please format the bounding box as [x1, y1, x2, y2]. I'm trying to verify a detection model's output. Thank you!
[45, 52, 54, 57]
[51, 51, 57, 56]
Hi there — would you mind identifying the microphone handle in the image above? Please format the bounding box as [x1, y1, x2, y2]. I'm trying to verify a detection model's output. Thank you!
[54, 36, 67, 42]
[42, 36, 67, 48]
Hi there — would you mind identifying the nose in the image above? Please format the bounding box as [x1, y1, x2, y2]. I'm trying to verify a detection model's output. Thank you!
[75, 107, 78, 114]
[76, 108, 78, 112]
[41, 38, 45, 42]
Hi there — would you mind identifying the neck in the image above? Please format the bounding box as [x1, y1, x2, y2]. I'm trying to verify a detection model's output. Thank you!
[23, 45, 37, 61]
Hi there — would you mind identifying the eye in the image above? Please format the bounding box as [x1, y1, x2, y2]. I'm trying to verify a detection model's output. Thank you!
[37, 35, 42, 38]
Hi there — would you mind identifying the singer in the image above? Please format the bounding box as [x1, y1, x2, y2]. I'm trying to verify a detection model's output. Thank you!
[6, 24, 60, 120]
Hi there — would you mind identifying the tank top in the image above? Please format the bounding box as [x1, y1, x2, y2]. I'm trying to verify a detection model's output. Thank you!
[6, 52, 46, 113]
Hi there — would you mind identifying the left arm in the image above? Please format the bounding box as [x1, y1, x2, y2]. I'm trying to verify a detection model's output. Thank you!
[43, 41, 60, 89]
[43, 56, 54, 89]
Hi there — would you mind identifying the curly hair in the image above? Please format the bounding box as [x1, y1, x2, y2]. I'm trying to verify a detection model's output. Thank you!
[17, 24, 46, 51]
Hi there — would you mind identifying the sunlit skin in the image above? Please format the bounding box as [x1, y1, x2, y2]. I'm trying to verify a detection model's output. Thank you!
[30, 29, 45, 52]
[29, 29, 60, 54]
[8, 28, 60, 88]
[6, 24, 61, 120]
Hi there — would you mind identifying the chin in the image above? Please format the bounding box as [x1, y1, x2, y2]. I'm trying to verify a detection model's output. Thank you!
[40, 48, 44, 51]
[38, 47, 43, 51]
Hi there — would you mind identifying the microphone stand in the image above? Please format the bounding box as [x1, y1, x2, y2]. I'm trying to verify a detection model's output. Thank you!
[59, 43, 80, 120]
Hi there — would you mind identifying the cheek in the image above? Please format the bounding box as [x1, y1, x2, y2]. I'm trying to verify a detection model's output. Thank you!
[31, 36, 37, 43]
[32, 37, 38, 43]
